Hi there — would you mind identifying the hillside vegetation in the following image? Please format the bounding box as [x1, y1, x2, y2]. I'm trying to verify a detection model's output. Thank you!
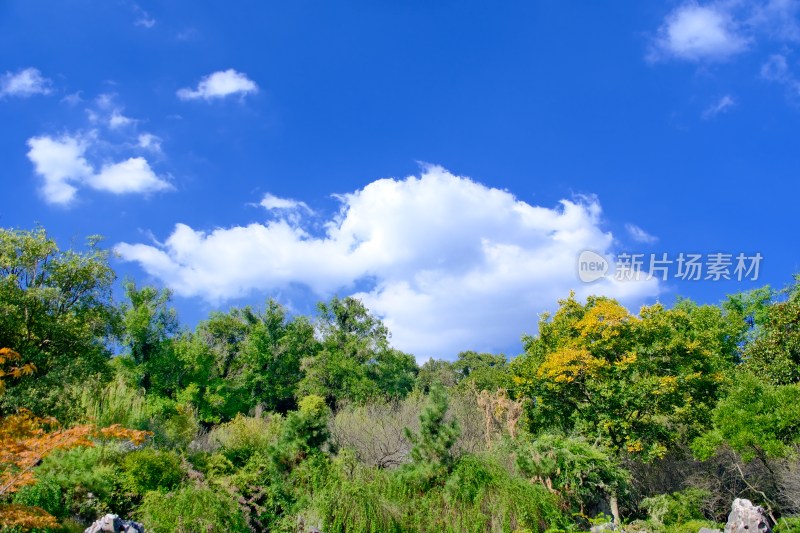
[1, 227, 799, 532]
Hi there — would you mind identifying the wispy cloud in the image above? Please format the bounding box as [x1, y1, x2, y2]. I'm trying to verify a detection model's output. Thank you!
[132, 3, 156, 28]
[625, 223, 658, 244]
[761, 53, 800, 97]
[177, 69, 258, 101]
[137, 133, 163, 153]
[260, 193, 313, 213]
[702, 94, 736, 118]
[0, 68, 53, 98]
[117, 166, 660, 359]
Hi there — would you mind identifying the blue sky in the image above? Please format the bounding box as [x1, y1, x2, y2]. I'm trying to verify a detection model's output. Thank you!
[1, 1, 799, 360]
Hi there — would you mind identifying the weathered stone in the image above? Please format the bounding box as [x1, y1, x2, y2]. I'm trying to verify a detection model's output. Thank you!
[724, 498, 771, 533]
[698, 527, 722, 533]
[84, 513, 145, 533]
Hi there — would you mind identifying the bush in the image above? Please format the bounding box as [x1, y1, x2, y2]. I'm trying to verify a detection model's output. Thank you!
[205, 413, 282, 467]
[515, 433, 629, 516]
[308, 454, 565, 533]
[641, 488, 711, 527]
[121, 448, 184, 496]
[137, 485, 249, 533]
[12, 478, 66, 519]
[775, 516, 800, 533]
[35, 446, 120, 502]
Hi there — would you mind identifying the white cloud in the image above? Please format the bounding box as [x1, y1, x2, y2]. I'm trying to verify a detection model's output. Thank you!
[138, 133, 162, 153]
[61, 91, 83, 106]
[26, 135, 92, 205]
[87, 157, 171, 194]
[177, 69, 258, 101]
[625, 223, 658, 244]
[0, 68, 52, 98]
[26, 133, 170, 205]
[117, 166, 660, 359]
[109, 110, 136, 129]
[650, 3, 749, 62]
[702, 94, 736, 118]
[260, 193, 312, 213]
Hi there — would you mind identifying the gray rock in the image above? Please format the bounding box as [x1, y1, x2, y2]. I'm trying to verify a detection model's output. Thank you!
[724, 498, 771, 533]
[590, 523, 616, 533]
[84, 513, 145, 533]
[699, 528, 722, 533]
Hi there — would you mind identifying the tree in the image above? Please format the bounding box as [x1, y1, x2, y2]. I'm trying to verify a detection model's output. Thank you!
[299, 296, 415, 406]
[0, 410, 149, 530]
[512, 293, 744, 459]
[452, 350, 510, 392]
[0, 228, 118, 418]
[403, 385, 460, 487]
[120, 280, 180, 394]
[740, 277, 800, 385]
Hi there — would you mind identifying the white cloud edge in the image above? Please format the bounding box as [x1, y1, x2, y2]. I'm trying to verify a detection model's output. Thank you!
[0, 67, 53, 98]
[116, 166, 660, 359]
[26, 132, 172, 205]
[177, 69, 259, 101]
[625, 223, 659, 244]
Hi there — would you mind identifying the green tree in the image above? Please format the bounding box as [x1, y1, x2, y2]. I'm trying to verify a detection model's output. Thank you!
[299, 296, 416, 406]
[0, 228, 117, 417]
[403, 385, 460, 487]
[120, 281, 180, 394]
[512, 293, 744, 459]
[452, 350, 510, 392]
[739, 277, 800, 385]
[693, 372, 800, 463]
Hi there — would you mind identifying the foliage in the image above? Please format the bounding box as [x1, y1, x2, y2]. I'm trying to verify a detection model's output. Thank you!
[205, 413, 282, 467]
[403, 385, 460, 488]
[775, 516, 800, 533]
[137, 484, 249, 533]
[515, 433, 630, 514]
[12, 477, 66, 519]
[121, 448, 184, 497]
[0, 349, 35, 397]
[0, 228, 118, 418]
[271, 395, 331, 472]
[309, 454, 565, 533]
[512, 293, 744, 459]
[740, 278, 800, 385]
[640, 488, 711, 526]
[73, 373, 148, 429]
[0, 503, 59, 531]
[693, 373, 800, 462]
[452, 350, 511, 392]
[299, 297, 416, 407]
[0, 409, 147, 530]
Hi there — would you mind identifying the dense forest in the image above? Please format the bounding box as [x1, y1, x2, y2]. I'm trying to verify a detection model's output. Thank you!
[1, 226, 799, 532]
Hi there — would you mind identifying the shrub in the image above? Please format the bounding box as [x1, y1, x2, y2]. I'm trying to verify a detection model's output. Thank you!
[641, 488, 711, 527]
[514, 433, 629, 516]
[35, 446, 120, 504]
[137, 485, 249, 533]
[775, 516, 800, 533]
[12, 478, 66, 519]
[121, 448, 184, 496]
[205, 413, 282, 467]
